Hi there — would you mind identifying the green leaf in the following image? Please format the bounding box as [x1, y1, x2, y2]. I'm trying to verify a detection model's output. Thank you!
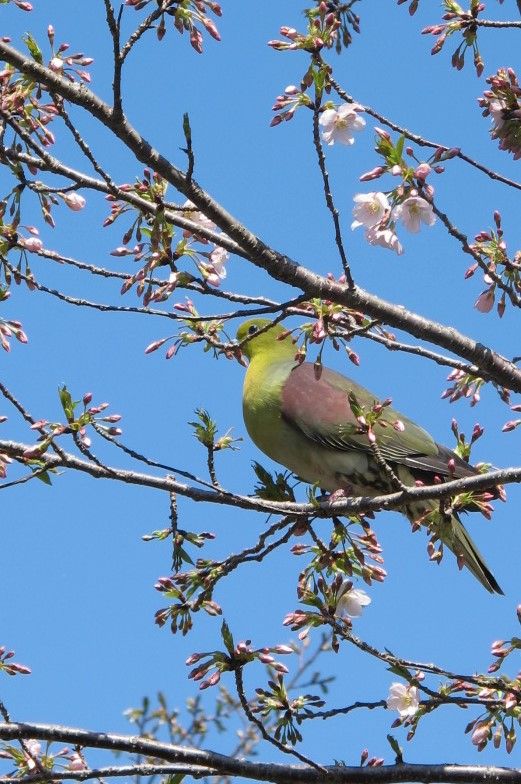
[23, 33, 43, 63]
[189, 408, 217, 448]
[252, 461, 295, 502]
[395, 134, 405, 160]
[58, 385, 76, 423]
[387, 734, 403, 763]
[220, 618, 234, 655]
[35, 470, 52, 486]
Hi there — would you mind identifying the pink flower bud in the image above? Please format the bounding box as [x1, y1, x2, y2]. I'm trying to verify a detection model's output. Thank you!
[62, 192, 86, 211]
[474, 288, 495, 313]
[49, 56, 63, 72]
[359, 166, 386, 181]
[414, 163, 431, 180]
[20, 237, 43, 252]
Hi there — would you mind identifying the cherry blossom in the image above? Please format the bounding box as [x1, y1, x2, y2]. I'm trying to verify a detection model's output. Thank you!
[351, 192, 390, 230]
[365, 225, 403, 255]
[182, 200, 216, 234]
[319, 103, 365, 146]
[19, 236, 43, 252]
[393, 196, 436, 233]
[386, 682, 420, 718]
[475, 287, 495, 313]
[62, 192, 86, 211]
[335, 585, 371, 619]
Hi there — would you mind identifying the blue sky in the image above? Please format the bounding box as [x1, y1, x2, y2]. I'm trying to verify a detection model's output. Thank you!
[1, 0, 521, 773]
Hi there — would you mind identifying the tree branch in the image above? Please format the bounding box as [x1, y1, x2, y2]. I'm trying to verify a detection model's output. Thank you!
[0, 722, 520, 784]
[1, 42, 520, 391]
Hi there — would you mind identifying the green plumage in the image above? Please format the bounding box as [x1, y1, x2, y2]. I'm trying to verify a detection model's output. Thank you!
[237, 318, 502, 594]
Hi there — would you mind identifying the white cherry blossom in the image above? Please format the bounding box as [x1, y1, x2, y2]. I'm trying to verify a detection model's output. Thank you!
[393, 196, 436, 234]
[365, 225, 403, 255]
[351, 192, 390, 230]
[319, 104, 366, 146]
[335, 585, 371, 619]
[386, 682, 420, 718]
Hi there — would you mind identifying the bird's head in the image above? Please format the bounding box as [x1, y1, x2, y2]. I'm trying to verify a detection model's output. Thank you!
[236, 319, 295, 362]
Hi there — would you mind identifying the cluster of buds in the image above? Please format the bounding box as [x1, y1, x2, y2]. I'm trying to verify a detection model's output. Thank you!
[252, 672, 325, 745]
[442, 369, 484, 406]
[268, 3, 341, 53]
[293, 515, 386, 590]
[185, 619, 293, 690]
[186, 641, 291, 690]
[0, 738, 85, 774]
[155, 573, 222, 635]
[109, 176, 230, 305]
[348, 392, 405, 446]
[306, 0, 360, 54]
[47, 26, 94, 83]
[467, 211, 520, 318]
[466, 706, 517, 753]
[502, 402, 521, 433]
[145, 306, 226, 361]
[0, 645, 31, 676]
[479, 68, 521, 159]
[124, 0, 222, 52]
[22, 388, 122, 460]
[0, 60, 60, 150]
[0, 315, 28, 352]
[270, 84, 312, 127]
[421, 0, 485, 76]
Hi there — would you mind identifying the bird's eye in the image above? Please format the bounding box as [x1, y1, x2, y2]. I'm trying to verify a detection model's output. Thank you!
[248, 324, 258, 336]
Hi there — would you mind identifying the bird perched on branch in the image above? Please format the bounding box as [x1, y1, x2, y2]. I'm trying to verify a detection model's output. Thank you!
[236, 318, 502, 594]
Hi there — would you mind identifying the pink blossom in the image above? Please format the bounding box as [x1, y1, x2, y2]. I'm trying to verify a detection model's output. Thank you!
[182, 200, 216, 234]
[386, 683, 419, 718]
[67, 753, 86, 772]
[19, 236, 43, 252]
[393, 196, 436, 233]
[49, 56, 63, 72]
[471, 721, 490, 747]
[474, 287, 495, 313]
[365, 225, 403, 255]
[335, 585, 371, 619]
[319, 103, 366, 146]
[62, 192, 86, 211]
[351, 192, 390, 230]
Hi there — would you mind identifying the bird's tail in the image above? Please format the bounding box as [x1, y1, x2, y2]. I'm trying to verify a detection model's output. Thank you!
[405, 503, 503, 594]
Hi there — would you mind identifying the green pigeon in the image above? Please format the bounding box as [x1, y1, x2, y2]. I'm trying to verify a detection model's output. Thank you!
[236, 318, 502, 594]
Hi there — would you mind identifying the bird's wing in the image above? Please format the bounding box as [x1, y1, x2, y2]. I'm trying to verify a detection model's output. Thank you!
[280, 363, 476, 480]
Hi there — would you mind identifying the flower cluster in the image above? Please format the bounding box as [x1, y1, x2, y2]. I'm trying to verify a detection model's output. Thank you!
[0, 315, 28, 352]
[420, 0, 485, 76]
[46, 25, 94, 83]
[108, 173, 230, 306]
[0, 738, 86, 775]
[479, 68, 521, 160]
[349, 130, 438, 253]
[270, 84, 312, 127]
[186, 634, 292, 691]
[124, 0, 222, 52]
[467, 211, 520, 318]
[21, 388, 122, 461]
[268, 4, 341, 53]
[0, 645, 31, 676]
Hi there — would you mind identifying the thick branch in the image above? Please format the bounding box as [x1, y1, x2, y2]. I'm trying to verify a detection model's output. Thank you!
[0, 439, 519, 518]
[0, 723, 520, 784]
[0, 43, 520, 391]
